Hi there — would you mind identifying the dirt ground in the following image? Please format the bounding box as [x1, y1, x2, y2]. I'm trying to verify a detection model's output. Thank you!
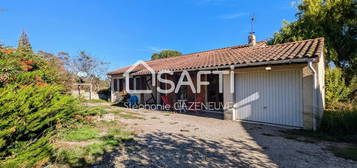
[94, 107, 357, 168]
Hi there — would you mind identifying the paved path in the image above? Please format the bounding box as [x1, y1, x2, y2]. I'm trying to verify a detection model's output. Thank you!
[97, 108, 357, 168]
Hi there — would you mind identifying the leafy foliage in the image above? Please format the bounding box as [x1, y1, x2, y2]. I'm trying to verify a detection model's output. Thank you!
[270, 0, 357, 80]
[59, 51, 109, 91]
[17, 31, 33, 55]
[0, 33, 80, 167]
[319, 108, 357, 142]
[38, 51, 75, 91]
[151, 50, 182, 60]
[325, 68, 351, 107]
[0, 85, 78, 167]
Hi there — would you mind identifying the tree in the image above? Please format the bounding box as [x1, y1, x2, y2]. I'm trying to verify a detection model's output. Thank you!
[151, 50, 182, 60]
[270, 0, 357, 81]
[38, 51, 74, 90]
[0, 36, 79, 167]
[17, 31, 33, 54]
[59, 51, 109, 91]
[325, 68, 351, 108]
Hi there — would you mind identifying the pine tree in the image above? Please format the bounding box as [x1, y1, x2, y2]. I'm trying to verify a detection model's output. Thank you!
[17, 31, 33, 54]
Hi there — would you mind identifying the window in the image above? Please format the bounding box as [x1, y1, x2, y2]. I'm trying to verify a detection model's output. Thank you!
[129, 78, 134, 90]
[119, 79, 124, 91]
[135, 77, 141, 90]
[141, 77, 147, 90]
[113, 79, 118, 91]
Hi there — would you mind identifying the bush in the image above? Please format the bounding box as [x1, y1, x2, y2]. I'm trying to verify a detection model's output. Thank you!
[0, 37, 84, 167]
[97, 88, 110, 100]
[0, 84, 79, 167]
[319, 108, 357, 142]
[325, 68, 351, 108]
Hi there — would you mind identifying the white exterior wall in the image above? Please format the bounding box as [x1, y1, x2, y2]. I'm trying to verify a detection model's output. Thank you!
[110, 75, 125, 103]
[317, 53, 326, 119]
[223, 74, 235, 120]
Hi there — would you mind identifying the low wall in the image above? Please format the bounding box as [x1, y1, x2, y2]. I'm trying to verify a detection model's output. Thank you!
[72, 90, 101, 100]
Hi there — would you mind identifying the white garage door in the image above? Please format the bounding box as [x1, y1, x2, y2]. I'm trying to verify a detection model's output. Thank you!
[234, 69, 303, 127]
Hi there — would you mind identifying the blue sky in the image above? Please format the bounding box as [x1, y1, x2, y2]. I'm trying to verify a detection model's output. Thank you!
[0, 0, 298, 71]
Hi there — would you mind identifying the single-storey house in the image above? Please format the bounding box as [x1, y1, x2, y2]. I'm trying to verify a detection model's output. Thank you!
[108, 34, 325, 130]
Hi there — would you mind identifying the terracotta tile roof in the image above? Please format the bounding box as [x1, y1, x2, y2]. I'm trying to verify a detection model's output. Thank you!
[108, 38, 324, 75]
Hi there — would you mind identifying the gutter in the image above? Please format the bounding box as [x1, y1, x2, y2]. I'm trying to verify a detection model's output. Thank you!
[307, 61, 317, 131]
[189, 58, 317, 72]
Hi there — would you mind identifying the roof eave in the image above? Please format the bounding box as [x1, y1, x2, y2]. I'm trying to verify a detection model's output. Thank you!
[110, 57, 318, 76]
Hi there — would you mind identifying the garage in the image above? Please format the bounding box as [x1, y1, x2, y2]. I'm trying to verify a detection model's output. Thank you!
[234, 69, 303, 127]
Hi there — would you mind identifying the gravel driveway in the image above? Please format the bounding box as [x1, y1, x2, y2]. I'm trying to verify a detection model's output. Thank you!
[96, 108, 357, 168]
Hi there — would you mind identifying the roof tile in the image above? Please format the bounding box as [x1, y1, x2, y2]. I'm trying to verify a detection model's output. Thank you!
[108, 38, 324, 75]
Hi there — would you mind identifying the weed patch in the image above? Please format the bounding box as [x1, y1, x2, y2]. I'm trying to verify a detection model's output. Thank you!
[62, 127, 99, 141]
[327, 145, 357, 161]
[53, 120, 133, 167]
[319, 109, 357, 142]
[82, 99, 108, 103]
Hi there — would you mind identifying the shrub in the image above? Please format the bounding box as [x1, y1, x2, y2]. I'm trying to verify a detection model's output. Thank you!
[325, 68, 351, 108]
[0, 37, 84, 167]
[0, 84, 79, 167]
[349, 76, 357, 104]
[97, 88, 110, 101]
[319, 108, 357, 142]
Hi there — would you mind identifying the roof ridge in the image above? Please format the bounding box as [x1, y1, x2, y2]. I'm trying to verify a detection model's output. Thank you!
[142, 41, 267, 64]
[188, 41, 267, 55]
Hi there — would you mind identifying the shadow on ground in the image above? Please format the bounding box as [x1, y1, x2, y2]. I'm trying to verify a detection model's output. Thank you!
[179, 111, 224, 120]
[96, 131, 275, 168]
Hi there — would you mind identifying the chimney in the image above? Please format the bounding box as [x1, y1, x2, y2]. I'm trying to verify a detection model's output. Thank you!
[248, 32, 256, 46]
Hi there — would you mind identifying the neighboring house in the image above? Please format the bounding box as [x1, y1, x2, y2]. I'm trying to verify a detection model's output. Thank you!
[108, 34, 325, 130]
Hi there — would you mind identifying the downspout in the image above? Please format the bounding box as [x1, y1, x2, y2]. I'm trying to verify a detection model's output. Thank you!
[307, 61, 317, 131]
